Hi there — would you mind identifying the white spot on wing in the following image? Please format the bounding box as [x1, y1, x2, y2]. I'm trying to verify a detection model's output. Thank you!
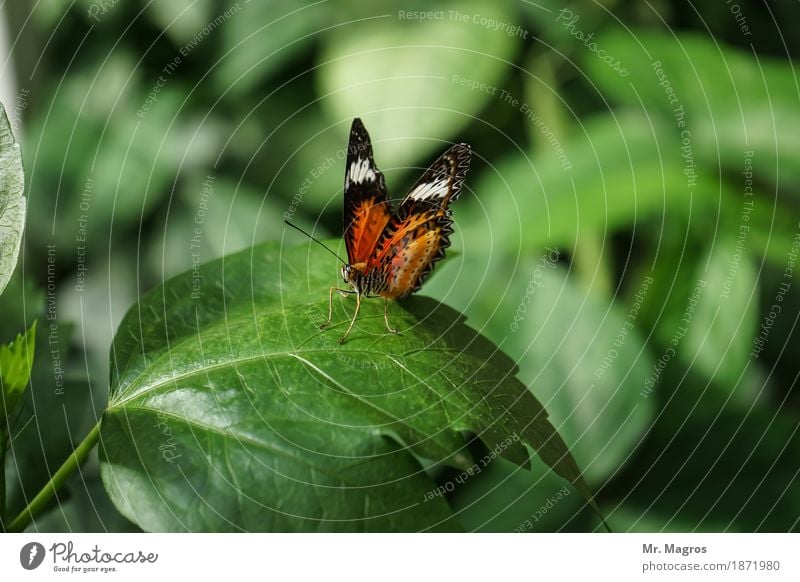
[348, 158, 376, 184]
[407, 178, 449, 201]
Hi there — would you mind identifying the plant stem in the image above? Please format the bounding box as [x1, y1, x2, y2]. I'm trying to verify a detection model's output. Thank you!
[0, 427, 7, 532]
[7, 420, 101, 533]
[531, 53, 612, 297]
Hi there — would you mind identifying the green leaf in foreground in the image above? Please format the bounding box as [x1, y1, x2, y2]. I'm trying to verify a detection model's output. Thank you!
[101, 240, 597, 531]
[0, 102, 25, 298]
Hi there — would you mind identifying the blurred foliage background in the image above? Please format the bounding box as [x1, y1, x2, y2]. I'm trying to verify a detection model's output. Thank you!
[1, 0, 799, 532]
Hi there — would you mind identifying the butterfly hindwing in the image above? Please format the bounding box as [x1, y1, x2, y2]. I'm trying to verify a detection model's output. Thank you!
[368, 144, 471, 298]
[343, 118, 392, 266]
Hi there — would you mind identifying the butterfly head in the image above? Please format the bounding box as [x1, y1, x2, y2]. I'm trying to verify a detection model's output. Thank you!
[341, 262, 367, 289]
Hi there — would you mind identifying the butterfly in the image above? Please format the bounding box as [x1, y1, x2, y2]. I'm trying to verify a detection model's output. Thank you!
[320, 118, 471, 343]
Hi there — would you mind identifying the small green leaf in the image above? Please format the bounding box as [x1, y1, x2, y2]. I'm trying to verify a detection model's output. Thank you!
[100, 240, 596, 531]
[0, 321, 36, 418]
[0, 102, 25, 298]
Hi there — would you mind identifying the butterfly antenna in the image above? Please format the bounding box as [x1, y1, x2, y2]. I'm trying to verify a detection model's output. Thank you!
[284, 220, 346, 264]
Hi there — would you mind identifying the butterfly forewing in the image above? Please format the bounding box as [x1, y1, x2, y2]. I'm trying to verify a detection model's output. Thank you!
[401, 143, 471, 207]
[343, 118, 392, 266]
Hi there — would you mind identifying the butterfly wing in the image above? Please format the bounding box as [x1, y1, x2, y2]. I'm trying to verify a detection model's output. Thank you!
[368, 143, 471, 298]
[343, 118, 392, 266]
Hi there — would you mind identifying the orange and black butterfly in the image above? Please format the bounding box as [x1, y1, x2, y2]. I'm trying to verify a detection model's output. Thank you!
[319, 118, 471, 343]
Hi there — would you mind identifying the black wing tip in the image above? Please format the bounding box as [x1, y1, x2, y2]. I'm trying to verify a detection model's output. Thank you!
[348, 117, 373, 158]
[455, 142, 471, 166]
[445, 142, 471, 176]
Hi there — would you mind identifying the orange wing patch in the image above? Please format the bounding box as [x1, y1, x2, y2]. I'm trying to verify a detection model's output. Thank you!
[345, 199, 391, 266]
[343, 118, 393, 266]
[370, 210, 451, 299]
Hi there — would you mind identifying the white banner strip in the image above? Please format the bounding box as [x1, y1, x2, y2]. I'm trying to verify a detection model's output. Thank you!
[1, 533, 797, 581]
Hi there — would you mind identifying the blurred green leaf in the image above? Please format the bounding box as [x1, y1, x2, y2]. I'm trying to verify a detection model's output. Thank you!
[145, 0, 213, 46]
[33, 0, 112, 28]
[583, 31, 800, 190]
[744, 196, 800, 270]
[318, 0, 519, 170]
[0, 103, 25, 297]
[520, 1, 615, 54]
[216, 1, 328, 96]
[684, 237, 758, 391]
[605, 367, 800, 531]
[58, 252, 138, 393]
[628, 214, 706, 348]
[146, 174, 290, 279]
[463, 111, 715, 254]
[90, 87, 223, 229]
[584, 32, 797, 118]
[25, 50, 137, 248]
[513, 267, 655, 485]
[27, 69, 223, 254]
[451, 454, 585, 532]
[26, 473, 138, 533]
[101, 240, 595, 531]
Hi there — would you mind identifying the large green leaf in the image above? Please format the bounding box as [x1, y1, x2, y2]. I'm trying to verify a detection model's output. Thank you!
[100, 240, 596, 531]
[0, 103, 25, 297]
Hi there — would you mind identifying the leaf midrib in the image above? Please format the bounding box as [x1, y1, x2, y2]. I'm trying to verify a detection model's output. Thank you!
[112, 300, 390, 396]
[106, 404, 429, 499]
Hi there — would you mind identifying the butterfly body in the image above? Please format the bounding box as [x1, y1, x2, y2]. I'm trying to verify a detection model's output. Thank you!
[323, 118, 470, 342]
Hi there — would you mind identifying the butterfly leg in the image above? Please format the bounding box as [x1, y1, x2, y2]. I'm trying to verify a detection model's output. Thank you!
[320, 286, 354, 330]
[383, 298, 398, 334]
[338, 292, 361, 344]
